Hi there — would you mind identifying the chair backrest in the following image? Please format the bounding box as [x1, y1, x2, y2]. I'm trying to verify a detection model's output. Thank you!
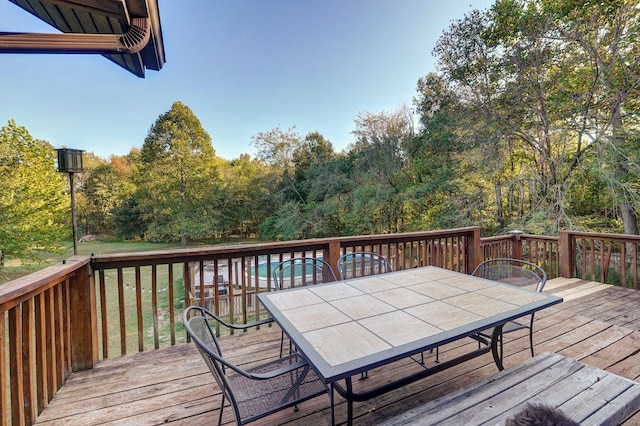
[183, 306, 243, 423]
[472, 258, 547, 292]
[184, 306, 327, 425]
[272, 257, 337, 289]
[337, 252, 393, 280]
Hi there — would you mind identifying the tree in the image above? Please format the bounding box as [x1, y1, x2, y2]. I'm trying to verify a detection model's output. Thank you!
[0, 120, 68, 270]
[137, 101, 222, 246]
[422, 0, 640, 235]
[218, 154, 274, 238]
[251, 126, 304, 204]
[346, 106, 416, 234]
[77, 153, 135, 235]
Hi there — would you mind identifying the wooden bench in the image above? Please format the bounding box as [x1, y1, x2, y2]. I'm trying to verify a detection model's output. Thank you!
[380, 352, 640, 425]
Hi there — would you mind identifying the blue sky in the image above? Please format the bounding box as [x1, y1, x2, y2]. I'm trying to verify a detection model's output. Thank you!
[1, 0, 494, 160]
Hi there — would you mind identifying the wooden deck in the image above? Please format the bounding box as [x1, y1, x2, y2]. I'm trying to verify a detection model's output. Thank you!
[33, 278, 640, 425]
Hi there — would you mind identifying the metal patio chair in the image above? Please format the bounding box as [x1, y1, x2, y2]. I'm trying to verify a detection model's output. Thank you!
[472, 258, 548, 362]
[272, 257, 337, 356]
[183, 306, 327, 426]
[336, 251, 392, 280]
[272, 257, 337, 290]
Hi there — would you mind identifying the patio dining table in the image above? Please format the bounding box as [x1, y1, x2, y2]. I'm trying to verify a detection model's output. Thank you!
[257, 265, 563, 425]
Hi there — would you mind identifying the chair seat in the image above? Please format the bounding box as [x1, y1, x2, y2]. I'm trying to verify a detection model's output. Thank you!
[229, 352, 327, 423]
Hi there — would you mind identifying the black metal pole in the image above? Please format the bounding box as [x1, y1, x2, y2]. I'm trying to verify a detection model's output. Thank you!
[69, 172, 78, 255]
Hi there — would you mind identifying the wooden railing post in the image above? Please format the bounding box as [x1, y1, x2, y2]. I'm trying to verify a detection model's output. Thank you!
[559, 230, 573, 278]
[509, 230, 524, 260]
[466, 227, 482, 274]
[69, 258, 98, 371]
[325, 240, 341, 281]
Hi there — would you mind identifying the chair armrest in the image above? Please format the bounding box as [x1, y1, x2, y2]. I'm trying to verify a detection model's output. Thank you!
[187, 305, 274, 330]
[248, 359, 312, 380]
[224, 316, 274, 331]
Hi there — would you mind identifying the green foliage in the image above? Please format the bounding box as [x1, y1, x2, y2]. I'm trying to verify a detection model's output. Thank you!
[0, 120, 68, 269]
[77, 154, 136, 236]
[8, 2, 640, 254]
[135, 101, 223, 245]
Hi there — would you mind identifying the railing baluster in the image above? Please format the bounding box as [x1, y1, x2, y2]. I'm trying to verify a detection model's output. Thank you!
[0, 311, 7, 426]
[54, 284, 65, 386]
[22, 298, 35, 425]
[99, 269, 108, 359]
[152, 265, 159, 349]
[621, 243, 627, 288]
[168, 263, 175, 346]
[135, 266, 143, 352]
[117, 268, 126, 356]
[9, 305, 24, 426]
[63, 279, 72, 376]
[34, 293, 48, 414]
[634, 244, 639, 290]
[46, 287, 57, 394]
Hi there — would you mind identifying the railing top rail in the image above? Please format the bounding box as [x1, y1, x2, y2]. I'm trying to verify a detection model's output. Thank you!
[338, 226, 479, 245]
[564, 230, 640, 242]
[0, 255, 90, 312]
[91, 239, 333, 270]
[481, 233, 559, 243]
[91, 227, 481, 270]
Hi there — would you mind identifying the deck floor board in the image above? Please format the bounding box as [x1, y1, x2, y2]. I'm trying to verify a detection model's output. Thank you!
[34, 278, 640, 425]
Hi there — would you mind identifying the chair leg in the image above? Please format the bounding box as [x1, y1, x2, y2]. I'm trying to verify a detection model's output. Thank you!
[218, 393, 226, 426]
[529, 314, 536, 358]
[280, 331, 285, 357]
[529, 328, 535, 357]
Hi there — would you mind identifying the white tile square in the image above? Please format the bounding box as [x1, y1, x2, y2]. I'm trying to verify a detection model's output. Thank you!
[304, 322, 391, 366]
[330, 294, 396, 320]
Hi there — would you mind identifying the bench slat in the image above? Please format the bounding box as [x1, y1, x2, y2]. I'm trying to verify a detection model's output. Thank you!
[380, 352, 640, 426]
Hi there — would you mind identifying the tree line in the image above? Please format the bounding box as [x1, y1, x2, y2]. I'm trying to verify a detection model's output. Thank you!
[2, 0, 640, 267]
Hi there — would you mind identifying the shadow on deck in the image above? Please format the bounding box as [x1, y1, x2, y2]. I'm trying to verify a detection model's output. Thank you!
[34, 278, 640, 425]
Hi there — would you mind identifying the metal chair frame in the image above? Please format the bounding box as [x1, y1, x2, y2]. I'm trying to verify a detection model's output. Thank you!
[183, 306, 327, 425]
[272, 257, 337, 290]
[472, 258, 548, 362]
[336, 251, 393, 280]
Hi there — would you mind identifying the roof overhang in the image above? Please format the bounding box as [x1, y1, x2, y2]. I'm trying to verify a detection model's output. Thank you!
[1, 0, 165, 78]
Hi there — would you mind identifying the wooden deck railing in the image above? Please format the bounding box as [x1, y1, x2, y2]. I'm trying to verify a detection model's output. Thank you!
[0, 256, 95, 426]
[480, 230, 640, 286]
[0, 227, 481, 425]
[480, 231, 561, 279]
[4, 225, 640, 425]
[559, 231, 640, 289]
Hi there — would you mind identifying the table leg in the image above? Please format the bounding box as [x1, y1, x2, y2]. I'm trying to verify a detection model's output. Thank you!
[329, 384, 336, 426]
[346, 377, 354, 426]
[491, 325, 505, 371]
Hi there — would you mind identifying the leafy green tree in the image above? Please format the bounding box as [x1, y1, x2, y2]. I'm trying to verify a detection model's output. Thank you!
[346, 106, 415, 234]
[421, 0, 640, 235]
[218, 154, 274, 238]
[251, 126, 304, 204]
[77, 154, 135, 235]
[137, 101, 222, 246]
[0, 120, 68, 270]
